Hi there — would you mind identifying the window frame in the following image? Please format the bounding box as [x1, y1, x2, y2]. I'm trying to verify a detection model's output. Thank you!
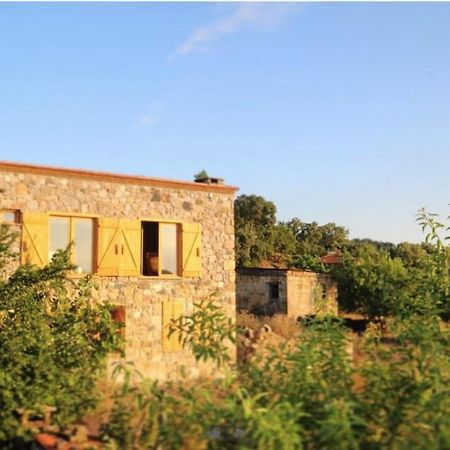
[48, 212, 98, 275]
[141, 219, 181, 278]
[1, 209, 21, 224]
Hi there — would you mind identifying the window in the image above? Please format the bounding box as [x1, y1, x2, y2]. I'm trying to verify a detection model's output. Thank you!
[21, 212, 202, 277]
[111, 305, 126, 337]
[49, 216, 95, 274]
[2, 210, 20, 224]
[268, 283, 280, 300]
[142, 221, 180, 276]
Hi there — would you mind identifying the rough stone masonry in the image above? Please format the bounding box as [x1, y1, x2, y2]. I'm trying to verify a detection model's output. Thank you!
[0, 161, 238, 380]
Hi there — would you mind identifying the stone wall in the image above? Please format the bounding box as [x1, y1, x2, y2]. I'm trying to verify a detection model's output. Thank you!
[236, 268, 338, 319]
[236, 269, 287, 315]
[0, 163, 237, 381]
[286, 270, 338, 318]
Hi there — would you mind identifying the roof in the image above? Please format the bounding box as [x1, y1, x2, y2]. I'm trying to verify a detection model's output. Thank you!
[0, 160, 239, 194]
[237, 267, 314, 274]
[320, 252, 341, 264]
[257, 260, 289, 269]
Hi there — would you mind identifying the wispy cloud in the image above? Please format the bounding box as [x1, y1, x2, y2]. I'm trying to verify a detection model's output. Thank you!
[139, 115, 156, 125]
[171, 3, 299, 58]
[138, 101, 165, 126]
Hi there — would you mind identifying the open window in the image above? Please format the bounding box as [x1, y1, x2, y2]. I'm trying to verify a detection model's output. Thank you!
[142, 221, 180, 276]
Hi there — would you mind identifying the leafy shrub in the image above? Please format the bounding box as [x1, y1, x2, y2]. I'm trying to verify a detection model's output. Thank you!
[168, 297, 236, 367]
[89, 206, 450, 449]
[333, 207, 450, 321]
[0, 228, 120, 444]
[332, 244, 413, 319]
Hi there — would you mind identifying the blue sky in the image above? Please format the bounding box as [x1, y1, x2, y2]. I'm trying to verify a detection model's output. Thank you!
[1, 2, 449, 243]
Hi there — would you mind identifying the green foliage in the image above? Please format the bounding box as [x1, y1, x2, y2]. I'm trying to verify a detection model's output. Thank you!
[287, 219, 348, 271]
[168, 297, 236, 367]
[194, 170, 209, 181]
[271, 222, 298, 262]
[333, 207, 450, 320]
[358, 314, 450, 449]
[332, 244, 412, 319]
[234, 194, 350, 270]
[235, 194, 281, 267]
[104, 310, 450, 450]
[344, 237, 396, 255]
[0, 241, 120, 444]
[389, 241, 432, 268]
[102, 206, 450, 449]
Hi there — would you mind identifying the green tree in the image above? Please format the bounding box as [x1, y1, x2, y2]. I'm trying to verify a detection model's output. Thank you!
[235, 195, 297, 267]
[286, 219, 348, 271]
[344, 237, 396, 255]
[332, 207, 450, 320]
[389, 242, 431, 267]
[332, 243, 412, 319]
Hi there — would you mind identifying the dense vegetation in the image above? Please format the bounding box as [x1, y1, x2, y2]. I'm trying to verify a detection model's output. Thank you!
[1, 195, 449, 448]
[235, 194, 450, 320]
[235, 194, 348, 270]
[98, 206, 450, 449]
[102, 303, 450, 449]
[0, 220, 120, 447]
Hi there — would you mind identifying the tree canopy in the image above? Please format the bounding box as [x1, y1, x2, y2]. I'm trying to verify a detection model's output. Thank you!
[234, 194, 348, 270]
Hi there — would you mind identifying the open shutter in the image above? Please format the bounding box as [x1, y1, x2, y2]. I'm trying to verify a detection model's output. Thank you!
[182, 223, 202, 277]
[21, 212, 48, 267]
[162, 300, 185, 352]
[119, 219, 141, 276]
[97, 218, 121, 276]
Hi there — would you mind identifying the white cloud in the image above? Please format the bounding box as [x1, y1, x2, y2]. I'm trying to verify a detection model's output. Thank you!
[171, 3, 299, 58]
[138, 101, 165, 126]
[139, 115, 156, 125]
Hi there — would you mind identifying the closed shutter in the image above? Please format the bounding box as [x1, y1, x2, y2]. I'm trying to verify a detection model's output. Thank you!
[171, 301, 185, 352]
[21, 212, 48, 267]
[162, 300, 185, 352]
[118, 219, 141, 276]
[97, 218, 121, 276]
[181, 223, 202, 278]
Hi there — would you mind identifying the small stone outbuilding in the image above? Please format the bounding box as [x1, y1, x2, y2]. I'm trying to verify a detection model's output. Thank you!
[0, 160, 238, 381]
[236, 267, 338, 318]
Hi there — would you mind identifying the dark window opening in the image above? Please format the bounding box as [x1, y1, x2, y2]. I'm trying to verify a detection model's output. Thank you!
[268, 283, 279, 300]
[142, 221, 179, 276]
[142, 222, 159, 276]
[111, 305, 126, 337]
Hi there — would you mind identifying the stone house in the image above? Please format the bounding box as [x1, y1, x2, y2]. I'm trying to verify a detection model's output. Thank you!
[236, 267, 338, 319]
[0, 160, 237, 380]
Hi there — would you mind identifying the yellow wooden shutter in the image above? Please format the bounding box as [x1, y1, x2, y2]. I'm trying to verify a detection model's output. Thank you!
[171, 301, 185, 352]
[182, 223, 202, 277]
[118, 219, 141, 276]
[162, 300, 185, 352]
[21, 212, 48, 267]
[97, 217, 121, 276]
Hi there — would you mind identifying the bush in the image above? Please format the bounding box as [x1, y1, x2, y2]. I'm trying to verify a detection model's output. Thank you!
[333, 207, 450, 321]
[0, 224, 120, 445]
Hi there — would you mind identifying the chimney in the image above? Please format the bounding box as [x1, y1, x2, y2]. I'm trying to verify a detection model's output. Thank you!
[194, 175, 224, 185]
